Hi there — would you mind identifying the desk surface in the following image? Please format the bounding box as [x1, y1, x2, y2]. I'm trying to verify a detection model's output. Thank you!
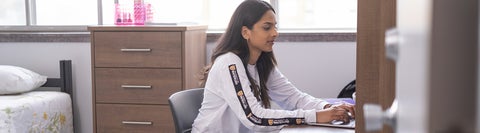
[280, 125, 354, 133]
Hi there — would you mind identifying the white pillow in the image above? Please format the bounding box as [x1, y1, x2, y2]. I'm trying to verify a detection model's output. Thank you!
[0, 65, 47, 95]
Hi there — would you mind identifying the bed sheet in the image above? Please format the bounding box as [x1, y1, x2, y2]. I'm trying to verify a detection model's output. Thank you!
[0, 91, 73, 133]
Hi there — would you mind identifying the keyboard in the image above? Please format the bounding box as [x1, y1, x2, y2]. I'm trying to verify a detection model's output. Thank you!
[308, 119, 355, 129]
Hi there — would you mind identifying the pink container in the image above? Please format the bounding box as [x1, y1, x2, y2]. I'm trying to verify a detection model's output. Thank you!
[133, 3, 145, 25]
[115, 0, 145, 25]
[115, 4, 132, 25]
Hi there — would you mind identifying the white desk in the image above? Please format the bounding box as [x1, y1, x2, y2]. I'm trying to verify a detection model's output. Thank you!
[280, 125, 354, 133]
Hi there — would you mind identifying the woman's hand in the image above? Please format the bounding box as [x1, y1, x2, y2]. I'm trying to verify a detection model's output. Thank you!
[332, 103, 355, 119]
[316, 103, 355, 123]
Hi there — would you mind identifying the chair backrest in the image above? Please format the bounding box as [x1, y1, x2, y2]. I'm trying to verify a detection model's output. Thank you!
[168, 88, 204, 133]
[337, 80, 356, 98]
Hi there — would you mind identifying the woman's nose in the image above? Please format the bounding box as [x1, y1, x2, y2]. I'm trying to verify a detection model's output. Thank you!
[272, 28, 278, 37]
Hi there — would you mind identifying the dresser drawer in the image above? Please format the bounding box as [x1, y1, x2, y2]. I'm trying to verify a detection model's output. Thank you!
[94, 32, 182, 68]
[95, 68, 182, 104]
[96, 104, 174, 133]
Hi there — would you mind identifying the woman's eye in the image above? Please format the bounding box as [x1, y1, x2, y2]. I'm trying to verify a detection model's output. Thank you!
[263, 25, 272, 30]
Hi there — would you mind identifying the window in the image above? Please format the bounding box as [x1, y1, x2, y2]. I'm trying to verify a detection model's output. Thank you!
[204, 0, 244, 30]
[278, 0, 357, 30]
[1, 0, 356, 31]
[103, 0, 207, 25]
[102, 0, 243, 30]
[36, 0, 97, 25]
[0, 0, 26, 25]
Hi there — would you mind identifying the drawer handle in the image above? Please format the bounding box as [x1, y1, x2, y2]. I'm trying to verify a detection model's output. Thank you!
[122, 121, 153, 125]
[121, 85, 152, 89]
[120, 48, 152, 52]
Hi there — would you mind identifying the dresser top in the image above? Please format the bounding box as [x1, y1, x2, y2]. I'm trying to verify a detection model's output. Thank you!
[87, 25, 208, 32]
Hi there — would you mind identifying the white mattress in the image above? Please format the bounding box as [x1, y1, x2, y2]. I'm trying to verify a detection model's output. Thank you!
[0, 91, 73, 133]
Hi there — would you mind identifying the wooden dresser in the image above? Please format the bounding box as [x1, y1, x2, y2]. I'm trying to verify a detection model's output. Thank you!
[88, 26, 207, 133]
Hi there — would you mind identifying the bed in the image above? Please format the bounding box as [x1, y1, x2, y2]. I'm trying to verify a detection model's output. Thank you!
[0, 60, 74, 133]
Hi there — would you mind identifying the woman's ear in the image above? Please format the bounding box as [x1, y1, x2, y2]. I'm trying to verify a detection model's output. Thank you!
[241, 26, 250, 40]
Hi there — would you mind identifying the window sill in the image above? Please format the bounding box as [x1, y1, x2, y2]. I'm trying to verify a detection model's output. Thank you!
[207, 32, 355, 43]
[0, 27, 356, 42]
[0, 32, 90, 42]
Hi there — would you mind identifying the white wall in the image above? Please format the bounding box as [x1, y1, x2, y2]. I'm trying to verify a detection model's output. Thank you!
[275, 42, 356, 98]
[0, 41, 355, 132]
[0, 42, 92, 133]
[207, 41, 357, 98]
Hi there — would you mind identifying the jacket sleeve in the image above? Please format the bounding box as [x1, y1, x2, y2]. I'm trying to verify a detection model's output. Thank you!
[207, 54, 317, 132]
[267, 67, 330, 111]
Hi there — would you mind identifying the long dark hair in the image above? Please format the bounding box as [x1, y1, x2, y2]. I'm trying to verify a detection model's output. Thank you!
[201, 0, 277, 108]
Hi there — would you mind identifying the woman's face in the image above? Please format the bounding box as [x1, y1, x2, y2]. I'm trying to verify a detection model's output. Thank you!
[243, 10, 278, 54]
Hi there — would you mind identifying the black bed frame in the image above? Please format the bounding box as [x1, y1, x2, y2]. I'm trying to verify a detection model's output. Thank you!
[41, 60, 73, 96]
[39, 60, 74, 132]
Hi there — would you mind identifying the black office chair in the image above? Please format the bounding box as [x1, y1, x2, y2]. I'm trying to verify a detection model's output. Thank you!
[168, 88, 204, 133]
[337, 80, 356, 98]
